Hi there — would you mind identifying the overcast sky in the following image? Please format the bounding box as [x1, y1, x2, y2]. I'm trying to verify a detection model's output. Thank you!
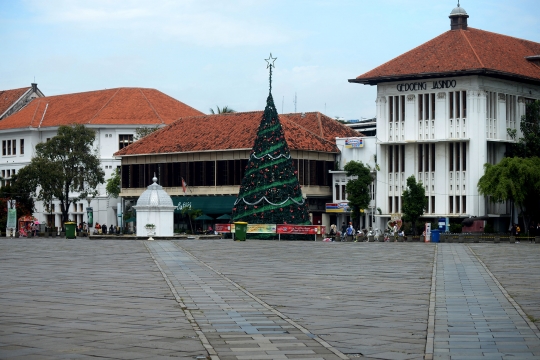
[1, 0, 539, 119]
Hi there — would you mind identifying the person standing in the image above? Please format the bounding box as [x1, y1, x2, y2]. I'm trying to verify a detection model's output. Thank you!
[341, 222, 347, 241]
[346, 222, 354, 242]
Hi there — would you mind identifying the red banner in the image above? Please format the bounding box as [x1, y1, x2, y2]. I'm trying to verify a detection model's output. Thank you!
[215, 223, 232, 233]
[276, 225, 322, 235]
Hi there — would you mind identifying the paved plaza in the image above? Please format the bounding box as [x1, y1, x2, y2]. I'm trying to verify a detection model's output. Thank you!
[0, 239, 539, 359]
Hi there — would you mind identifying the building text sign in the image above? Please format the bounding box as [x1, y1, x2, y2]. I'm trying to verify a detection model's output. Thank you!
[397, 80, 456, 92]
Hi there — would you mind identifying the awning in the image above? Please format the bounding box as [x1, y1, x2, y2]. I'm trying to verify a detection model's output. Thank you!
[216, 214, 232, 220]
[173, 196, 236, 215]
[125, 217, 136, 223]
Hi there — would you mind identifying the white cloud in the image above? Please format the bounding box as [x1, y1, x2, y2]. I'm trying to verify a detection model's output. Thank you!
[25, 0, 296, 47]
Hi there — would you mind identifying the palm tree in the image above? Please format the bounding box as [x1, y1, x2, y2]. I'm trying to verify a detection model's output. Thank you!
[209, 106, 236, 114]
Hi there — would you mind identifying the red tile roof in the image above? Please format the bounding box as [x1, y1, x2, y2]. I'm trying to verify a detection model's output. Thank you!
[115, 111, 361, 156]
[0, 87, 30, 116]
[0, 87, 204, 130]
[351, 28, 540, 85]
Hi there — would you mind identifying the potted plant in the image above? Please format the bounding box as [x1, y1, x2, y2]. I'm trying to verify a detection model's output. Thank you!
[145, 224, 156, 237]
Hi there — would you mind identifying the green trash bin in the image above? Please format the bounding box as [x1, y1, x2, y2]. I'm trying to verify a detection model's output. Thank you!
[234, 222, 248, 241]
[65, 222, 76, 239]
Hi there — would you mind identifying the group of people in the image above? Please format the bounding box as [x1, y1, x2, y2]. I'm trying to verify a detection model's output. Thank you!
[93, 223, 119, 235]
[328, 222, 405, 242]
[511, 222, 540, 244]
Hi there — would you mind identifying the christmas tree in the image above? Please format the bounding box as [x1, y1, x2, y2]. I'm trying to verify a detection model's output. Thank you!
[232, 54, 310, 227]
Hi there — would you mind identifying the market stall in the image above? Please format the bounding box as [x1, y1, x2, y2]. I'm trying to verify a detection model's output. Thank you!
[18, 216, 39, 237]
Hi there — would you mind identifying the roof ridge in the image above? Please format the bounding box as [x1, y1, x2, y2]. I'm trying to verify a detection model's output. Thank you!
[316, 112, 323, 137]
[460, 30, 484, 68]
[87, 88, 121, 124]
[29, 100, 41, 127]
[139, 89, 164, 124]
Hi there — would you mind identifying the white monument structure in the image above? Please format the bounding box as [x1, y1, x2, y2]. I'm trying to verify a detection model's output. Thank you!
[133, 176, 175, 237]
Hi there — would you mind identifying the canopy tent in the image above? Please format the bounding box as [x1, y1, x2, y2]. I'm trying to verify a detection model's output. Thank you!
[195, 214, 214, 221]
[216, 214, 231, 220]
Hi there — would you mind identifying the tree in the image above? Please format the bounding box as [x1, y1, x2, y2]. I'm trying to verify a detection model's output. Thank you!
[507, 100, 540, 158]
[134, 126, 160, 141]
[478, 157, 540, 233]
[231, 94, 309, 227]
[105, 168, 121, 198]
[0, 176, 35, 230]
[344, 160, 373, 230]
[16, 124, 105, 224]
[209, 106, 235, 114]
[401, 175, 427, 235]
[181, 205, 203, 234]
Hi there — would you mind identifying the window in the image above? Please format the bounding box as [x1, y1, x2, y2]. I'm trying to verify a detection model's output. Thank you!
[342, 185, 346, 200]
[462, 143, 466, 171]
[119, 135, 134, 150]
[431, 196, 435, 214]
[335, 184, 340, 200]
[462, 196, 466, 213]
[418, 144, 423, 172]
[388, 197, 393, 213]
[20, 139, 24, 155]
[449, 196, 454, 214]
[388, 95, 406, 122]
[11, 140, 16, 155]
[449, 143, 454, 171]
[2, 141, 6, 156]
[456, 196, 460, 213]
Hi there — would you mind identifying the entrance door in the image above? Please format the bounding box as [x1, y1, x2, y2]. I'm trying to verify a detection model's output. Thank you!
[312, 213, 322, 225]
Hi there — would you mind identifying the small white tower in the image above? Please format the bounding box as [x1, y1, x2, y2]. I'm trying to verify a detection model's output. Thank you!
[133, 176, 176, 237]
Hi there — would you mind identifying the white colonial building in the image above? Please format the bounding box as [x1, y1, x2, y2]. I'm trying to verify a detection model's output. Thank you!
[0, 87, 204, 229]
[348, 5, 540, 232]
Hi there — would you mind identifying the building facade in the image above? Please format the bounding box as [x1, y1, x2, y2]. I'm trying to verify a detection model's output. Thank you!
[115, 111, 361, 231]
[349, 5, 540, 231]
[0, 87, 204, 229]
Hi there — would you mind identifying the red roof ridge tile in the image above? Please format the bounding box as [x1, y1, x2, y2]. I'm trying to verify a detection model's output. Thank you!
[460, 30, 484, 68]
[87, 88, 121, 124]
[138, 88, 164, 124]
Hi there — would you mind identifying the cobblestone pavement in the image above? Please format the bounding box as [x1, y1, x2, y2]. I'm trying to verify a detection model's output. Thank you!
[431, 244, 540, 359]
[1, 239, 539, 360]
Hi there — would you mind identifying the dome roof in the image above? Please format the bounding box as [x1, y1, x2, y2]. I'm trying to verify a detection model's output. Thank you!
[450, 5, 467, 16]
[136, 176, 173, 207]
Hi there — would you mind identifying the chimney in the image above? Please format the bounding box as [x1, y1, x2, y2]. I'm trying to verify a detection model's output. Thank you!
[449, 2, 469, 30]
[31, 83, 38, 92]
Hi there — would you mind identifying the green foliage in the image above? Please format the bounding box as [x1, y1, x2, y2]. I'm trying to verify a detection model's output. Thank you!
[401, 175, 427, 235]
[16, 124, 105, 224]
[105, 168, 121, 198]
[478, 156, 540, 228]
[449, 223, 462, 233]
[209, 106, 236, 114]
[344, 160, 373, 229]
[507, 100, 540, 158]
[232, 93, 309, 227]
[134, 126, 160, 141]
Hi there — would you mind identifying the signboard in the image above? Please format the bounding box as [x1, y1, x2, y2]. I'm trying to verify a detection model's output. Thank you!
[396, 80, 457, 92]
[326, 202, 351, 213]
[215, 223, 231, 233]
[248, 224, 276, 234]
[218, 224, 325, 236]
[425, 223, 431, 242]
[345, 138, 363, 148]
[276, 225, 318, 235]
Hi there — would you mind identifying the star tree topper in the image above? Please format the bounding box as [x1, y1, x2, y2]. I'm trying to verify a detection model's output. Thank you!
[265, 53, 277, 92]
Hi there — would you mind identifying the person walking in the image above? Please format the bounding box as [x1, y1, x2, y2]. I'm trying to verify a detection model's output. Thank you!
[341, 222, 347, 242]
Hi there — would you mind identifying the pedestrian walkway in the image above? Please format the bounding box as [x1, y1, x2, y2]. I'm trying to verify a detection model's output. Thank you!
[431, 244, 540, 359]
[146, 241, 348, 360]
